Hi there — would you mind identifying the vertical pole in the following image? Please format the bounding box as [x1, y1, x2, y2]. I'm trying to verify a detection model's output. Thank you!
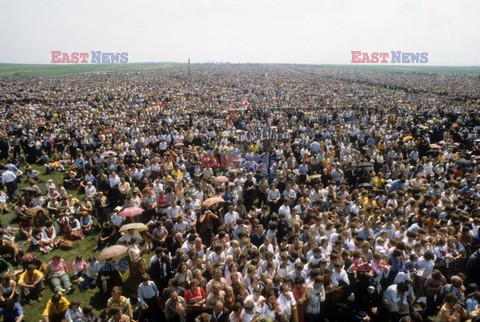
[188, 58, 191, 79]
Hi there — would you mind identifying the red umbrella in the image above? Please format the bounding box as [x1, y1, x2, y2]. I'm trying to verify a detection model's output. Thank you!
[119, 207, 144, 217]
[213, 176, 229, 184]
[203, 197, 225, 207]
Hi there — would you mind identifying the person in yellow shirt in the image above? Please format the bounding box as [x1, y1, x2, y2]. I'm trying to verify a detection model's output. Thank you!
[42, 293, 70, 322]
[18, 264, 44, 304]
[172, 165, 183, 181]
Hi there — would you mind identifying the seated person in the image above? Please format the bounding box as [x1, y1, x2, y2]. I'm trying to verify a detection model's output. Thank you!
[0, 190, 8, 214]
[107, 306, 131, 322]
[18, 211, 34, 241]
[82, 305, 100, 322]
[42, 293, 70, 322]
[95, 222, 118, 251]
[18, 264, 44, 304]
[0, 298, 24, 322]
[45, 256, 73, 294]
[80, 211, 93, 233]
[67, 216, 83, 240]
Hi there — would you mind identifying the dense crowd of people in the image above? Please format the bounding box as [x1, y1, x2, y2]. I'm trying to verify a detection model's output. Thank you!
[0, 64, 479, 321]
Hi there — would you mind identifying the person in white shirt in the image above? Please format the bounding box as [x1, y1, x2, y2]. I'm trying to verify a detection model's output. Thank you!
[224, 206, 239, 228]
[166, 202, 182, 221]
[85, 182, 96, 199]
[306, 276, 325, 320]
[383, 282, 409, 316]
[416, 250, 435, 278]
[278, 284, 296, 320]
[1, 168, 17, 200]
[241, 300, 258, 322]
[110, 207, 125, 227]
[331, 263, 350, 287]
[278, 200, 291, 221]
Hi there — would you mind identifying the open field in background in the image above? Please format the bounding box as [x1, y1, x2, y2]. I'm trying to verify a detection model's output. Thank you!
[0, 63, 479, 77]
[0, 63, 182, 77]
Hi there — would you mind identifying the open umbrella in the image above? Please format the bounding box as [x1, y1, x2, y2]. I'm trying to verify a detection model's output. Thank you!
[426, 150, 439, 156]
[357, 162, 373, 168]
[308, 174, 322, 181]
[203, 197, 225, 207]
[213, 176, 229, 184]
[119, 223, 149, 233]
[26, 206, 46, 216]
[97, 245, 128, 260]
[20, 187, 38, 193]
[119, 207, 144, 217]
[357, 183, 373, 188]
[101, 151, 117, 157]
[455, 159, 473, 169]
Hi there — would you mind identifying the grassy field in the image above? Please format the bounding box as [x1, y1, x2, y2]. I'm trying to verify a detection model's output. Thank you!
[0, 63, 181, 77]
[5, 164, 139, 321]
[0, 63, 479, 77]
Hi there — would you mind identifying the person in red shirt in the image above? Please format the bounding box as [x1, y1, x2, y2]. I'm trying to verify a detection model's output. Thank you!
[184, 279, 206, 319]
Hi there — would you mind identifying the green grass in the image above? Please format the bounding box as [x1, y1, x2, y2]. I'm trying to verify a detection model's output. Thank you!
[4, 164, 138, 321]
[0, 63, 181, 77]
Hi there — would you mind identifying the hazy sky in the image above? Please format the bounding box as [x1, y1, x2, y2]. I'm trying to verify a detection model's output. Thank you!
[1, 0, 479, 65]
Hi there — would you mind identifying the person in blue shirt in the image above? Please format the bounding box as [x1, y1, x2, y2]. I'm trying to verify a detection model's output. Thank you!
[465, 291, 480, 315]
[298, 162, 309, 184]
[0, 298, 24, 322]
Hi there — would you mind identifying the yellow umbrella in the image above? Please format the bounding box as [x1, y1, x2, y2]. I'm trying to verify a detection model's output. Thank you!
[119, 223, 149, 233]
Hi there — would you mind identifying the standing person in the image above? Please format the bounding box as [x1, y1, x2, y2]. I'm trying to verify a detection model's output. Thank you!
[128, 238, 146, 292]
[1, 167, 17, 201]
[243, 173, 256, 212]
[137, 274, 159, 321]
[95, 191, 110, 228]
[306, 276, 325, 322]
[42, 293, 70, 322]
[107, 286, 133, 320]
[165, 290, 187, 321]
[98, 259, 123, 297]
[109, 171, 121, 208]
[440, 293, 467, 322]
[149, 247, 171, 293]
[292, 277, 309, 322]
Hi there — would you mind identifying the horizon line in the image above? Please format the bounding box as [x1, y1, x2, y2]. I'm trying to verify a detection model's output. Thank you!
[0, 62, 479, 68]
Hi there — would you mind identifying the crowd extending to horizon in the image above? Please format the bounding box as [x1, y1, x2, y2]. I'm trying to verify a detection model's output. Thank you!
[0, 64, 480, 322]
